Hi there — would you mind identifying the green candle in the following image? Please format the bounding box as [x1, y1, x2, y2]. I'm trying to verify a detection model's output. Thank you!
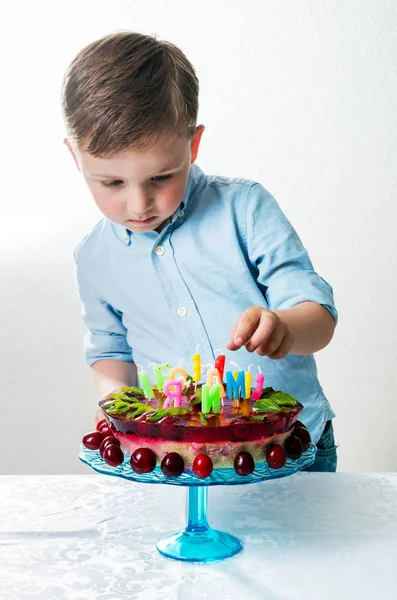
[153, 362, 171, 392]
[202, 383, 221, 413]
[138, 371, 154, 398]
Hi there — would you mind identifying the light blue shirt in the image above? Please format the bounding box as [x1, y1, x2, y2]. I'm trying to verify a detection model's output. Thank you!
[75, 164, 337, 443]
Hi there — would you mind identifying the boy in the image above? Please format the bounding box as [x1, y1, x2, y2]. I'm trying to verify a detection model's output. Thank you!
[62, 32, 338, 471]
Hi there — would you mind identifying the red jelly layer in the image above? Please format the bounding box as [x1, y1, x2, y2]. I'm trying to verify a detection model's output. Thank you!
[100, 396, 302, 443]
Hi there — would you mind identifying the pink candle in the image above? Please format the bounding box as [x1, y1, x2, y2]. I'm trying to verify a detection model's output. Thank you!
[163, 380, 183, 408]
[252, 373, 265, 400]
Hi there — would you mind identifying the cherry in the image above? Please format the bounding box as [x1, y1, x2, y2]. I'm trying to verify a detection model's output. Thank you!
[103, 445, 124, 467]
[98, 425, 114, 438]
[193, 454, 213, 478]
[234, 452, 255, 476]
[161, 452, 185, 477]
[284, 435, 303, 460]
[294, 427, 311, 451]
[266, 444, 287, 469]
[130, 448, 157, 474]
[82, 431, 105, 450]
[100, 436, 120, 458]
[96, 419, 108, 431]
[294, 420, 308, 431]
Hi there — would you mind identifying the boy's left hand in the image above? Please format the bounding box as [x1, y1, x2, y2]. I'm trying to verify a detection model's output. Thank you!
[227, 306, 293, 359]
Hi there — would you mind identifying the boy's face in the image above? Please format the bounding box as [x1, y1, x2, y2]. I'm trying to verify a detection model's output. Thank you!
[67, 127, 204, 233]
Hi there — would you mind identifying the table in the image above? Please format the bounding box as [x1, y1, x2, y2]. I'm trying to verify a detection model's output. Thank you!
[1, 473, 396, 600]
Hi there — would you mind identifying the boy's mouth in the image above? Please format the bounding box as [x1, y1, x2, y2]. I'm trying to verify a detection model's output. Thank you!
[127, 216, 157, 227]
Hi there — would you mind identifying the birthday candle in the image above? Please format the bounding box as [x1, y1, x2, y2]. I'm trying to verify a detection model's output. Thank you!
[206, 368, 226, 397]
[252, 373, 265, 400]
[168, 366, 187, 391]
[226, 371, 246, 399]
[244, 371, 252, 399]
[201, 382, 221, 413]
[153, 362, 171, 392]
[214, 354, 226, 382]
[192, 353, 201, 382]
[138, 371, 154, 399]
[163, 380, 183, 408]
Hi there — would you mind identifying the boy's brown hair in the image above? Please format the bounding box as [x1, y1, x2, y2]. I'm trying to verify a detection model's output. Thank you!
[61, 32, 199, 157]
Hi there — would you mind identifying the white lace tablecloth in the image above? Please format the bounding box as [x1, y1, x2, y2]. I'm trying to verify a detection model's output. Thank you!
[1, 473, 396, 600]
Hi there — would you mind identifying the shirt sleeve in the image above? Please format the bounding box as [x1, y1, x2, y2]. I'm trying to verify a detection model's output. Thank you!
[244, 183, 338, 323]
[74, 250, 133, 366]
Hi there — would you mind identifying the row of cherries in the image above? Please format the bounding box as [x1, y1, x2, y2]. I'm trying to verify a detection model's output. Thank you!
[82, 419, 311, 478]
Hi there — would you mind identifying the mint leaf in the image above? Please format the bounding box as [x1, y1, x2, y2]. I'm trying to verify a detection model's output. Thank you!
[120, 386, 145, 395]
[146, 407, 190, 422]
[269, 391, 297, 406]
[261, 387, 276, 398]
[253, 398, 282, 413]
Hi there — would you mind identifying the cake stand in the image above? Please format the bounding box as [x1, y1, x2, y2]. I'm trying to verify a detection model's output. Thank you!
[80, 443, 316, 563]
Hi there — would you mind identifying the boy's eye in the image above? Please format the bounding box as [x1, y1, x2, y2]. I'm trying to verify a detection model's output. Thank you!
[151, 174, 173, 183]
[101, 180, 123, 188]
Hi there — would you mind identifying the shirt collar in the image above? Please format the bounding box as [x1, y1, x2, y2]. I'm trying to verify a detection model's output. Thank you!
[113, 163, 206, 245]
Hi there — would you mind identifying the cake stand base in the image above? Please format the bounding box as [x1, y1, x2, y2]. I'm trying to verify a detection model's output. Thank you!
[156, 485, 242, 563]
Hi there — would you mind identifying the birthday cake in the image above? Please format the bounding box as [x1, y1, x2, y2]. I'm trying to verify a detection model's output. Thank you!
[81, 357, 312, 479]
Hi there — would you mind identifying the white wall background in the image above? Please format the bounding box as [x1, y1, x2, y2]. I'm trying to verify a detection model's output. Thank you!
[1, 0, 396, 474]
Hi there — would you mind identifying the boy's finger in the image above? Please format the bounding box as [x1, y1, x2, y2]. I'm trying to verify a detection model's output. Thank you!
[227, 307, 262, 350]
[245, 313, 277, 352]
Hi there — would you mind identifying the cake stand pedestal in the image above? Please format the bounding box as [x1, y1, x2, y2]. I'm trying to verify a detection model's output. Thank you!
[156, 485, 242, 562]
[80, 444, 316, 563]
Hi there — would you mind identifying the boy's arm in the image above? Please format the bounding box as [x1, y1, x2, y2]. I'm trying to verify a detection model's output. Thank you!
[92, 359, 138, 399]
[228, 183, 337, 358]
[93, 359, 137, 424]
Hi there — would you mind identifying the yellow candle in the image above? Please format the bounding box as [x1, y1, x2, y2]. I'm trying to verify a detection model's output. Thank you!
[244, 371, 252, 399]
[192, 353, 201, 382]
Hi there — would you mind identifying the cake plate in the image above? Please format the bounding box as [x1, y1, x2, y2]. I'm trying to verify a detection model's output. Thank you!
[80, 444, 316, 563]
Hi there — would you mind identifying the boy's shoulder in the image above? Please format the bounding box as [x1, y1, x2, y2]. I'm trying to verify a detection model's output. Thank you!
[74, 218, 118, 265]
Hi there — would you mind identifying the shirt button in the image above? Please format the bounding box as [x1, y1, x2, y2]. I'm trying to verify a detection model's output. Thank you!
[155, 245, 165, 256]
[178, 210, 185, 218]
[176, 306, 188, 317]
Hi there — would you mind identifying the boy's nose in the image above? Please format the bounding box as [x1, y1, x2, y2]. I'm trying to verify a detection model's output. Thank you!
[128, 187, 153, 216]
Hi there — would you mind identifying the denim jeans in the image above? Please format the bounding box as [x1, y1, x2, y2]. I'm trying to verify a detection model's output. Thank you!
[304, 420, 337, 472]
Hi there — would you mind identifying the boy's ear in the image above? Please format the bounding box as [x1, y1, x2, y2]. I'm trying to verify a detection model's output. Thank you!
[190, 125, 205, 164]
[63, 138, 81, 171]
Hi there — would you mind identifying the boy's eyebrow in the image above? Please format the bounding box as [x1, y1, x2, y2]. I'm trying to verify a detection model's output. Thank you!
[87, 164, 185, 179]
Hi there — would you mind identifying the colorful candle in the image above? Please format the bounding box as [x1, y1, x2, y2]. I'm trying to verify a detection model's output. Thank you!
[244, 371, 252, 399]
[201, 382, 221, 413]
[168, 366, 187, 390]
[138, 371, 154, 399]
[153, 362, 171, 392]
[226, 370, 246, 399]
[206, 368, 226, 397]
[163, 380, 183, 408]
[252, 373, 265, 400]
[192, 353, 201, 382]
[214, 354, 226, 382]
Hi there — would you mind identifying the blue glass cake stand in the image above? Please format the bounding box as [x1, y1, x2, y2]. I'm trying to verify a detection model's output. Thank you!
[80, 444, 316, 563]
